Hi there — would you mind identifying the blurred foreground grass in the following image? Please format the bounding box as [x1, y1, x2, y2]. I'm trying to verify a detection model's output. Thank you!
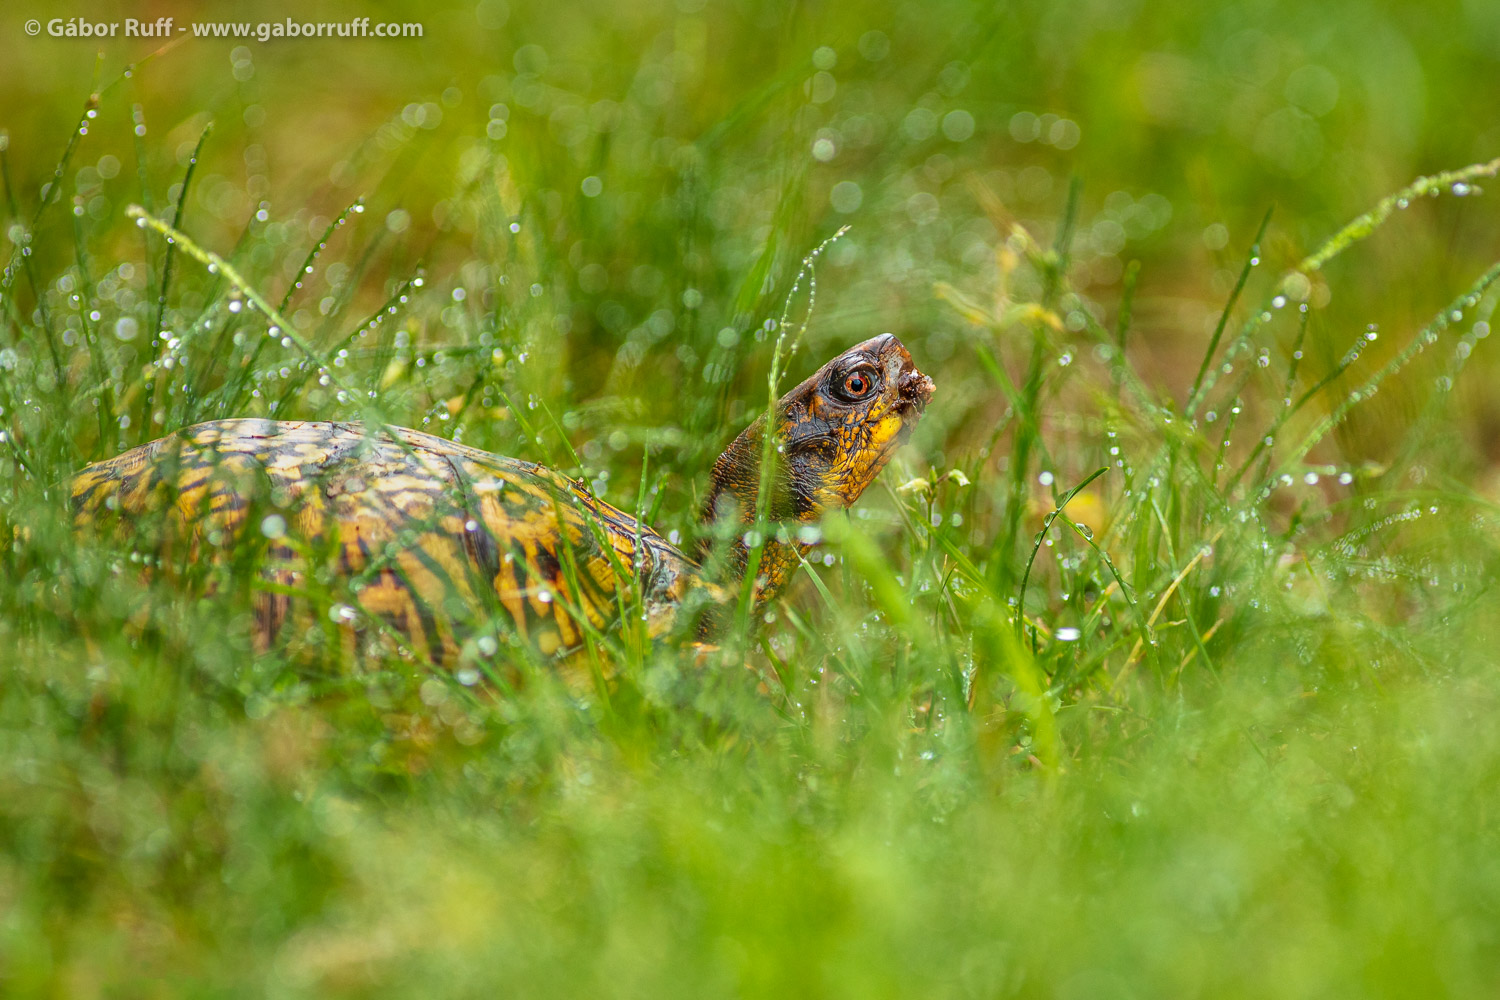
[3, 0, 1500, 995]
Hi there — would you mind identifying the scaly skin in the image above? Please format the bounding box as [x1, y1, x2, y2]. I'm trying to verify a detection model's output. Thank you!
[72, 334, 934, 662]
[700, 332, 935, 622]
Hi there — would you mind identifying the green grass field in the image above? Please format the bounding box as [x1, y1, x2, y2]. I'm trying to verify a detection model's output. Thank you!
[3, 0, 1500, 995]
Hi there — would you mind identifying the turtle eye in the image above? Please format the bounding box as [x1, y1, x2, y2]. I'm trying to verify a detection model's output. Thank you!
[836, 367, 877, 402]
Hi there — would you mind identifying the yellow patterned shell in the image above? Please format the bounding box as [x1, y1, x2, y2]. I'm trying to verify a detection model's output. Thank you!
[71, 419, 697, 662]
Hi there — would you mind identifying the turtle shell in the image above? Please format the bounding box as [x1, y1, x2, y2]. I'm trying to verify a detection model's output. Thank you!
[71, 419, 697, 662]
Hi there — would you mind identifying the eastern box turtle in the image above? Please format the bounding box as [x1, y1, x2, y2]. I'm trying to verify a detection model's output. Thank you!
[71, 334, 935, 662]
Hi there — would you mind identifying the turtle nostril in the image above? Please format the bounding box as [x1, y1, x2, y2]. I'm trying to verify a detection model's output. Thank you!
[898, 368, 936, 409]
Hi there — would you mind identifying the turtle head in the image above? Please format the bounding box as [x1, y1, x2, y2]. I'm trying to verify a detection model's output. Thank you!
[775, 331, 935, 517]
[698, 334, 934, 607]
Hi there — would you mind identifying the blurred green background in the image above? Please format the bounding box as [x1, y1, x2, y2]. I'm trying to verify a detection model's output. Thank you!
[4, 0, 1500, 996]
[7, 0, 1500, 484]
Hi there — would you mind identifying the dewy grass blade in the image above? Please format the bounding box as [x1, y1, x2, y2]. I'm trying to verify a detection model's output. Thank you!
[738, 226, 849, 636]
[1295, 157, 1500, 276]
[278, 198, 366, 315]
[142, 122, 212, 425]
[126, 205, 365, 407]
[70, 213, 116, 449]
[1273, 260, 1500, 480]
[1187, 207, 1272, 419]
[1016, 467, 1107, 638]
[1, 92, 101, 304]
